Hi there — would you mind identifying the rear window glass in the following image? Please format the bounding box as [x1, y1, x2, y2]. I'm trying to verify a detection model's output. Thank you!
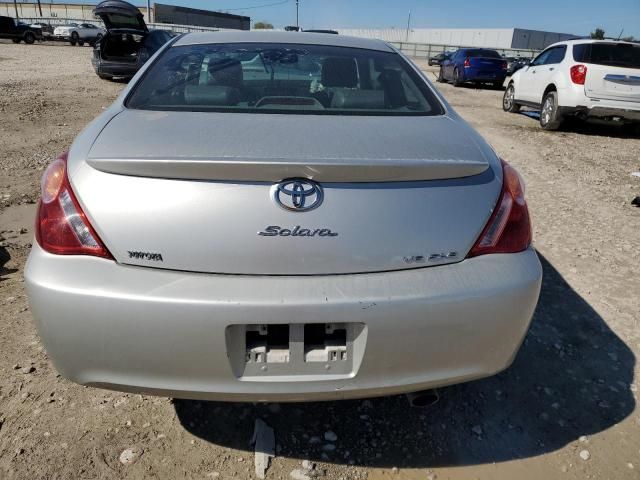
[105, 13, 141, 28]
[573, 42, 640, 68]
[126, 43, 444, 116]
[466, 49, 502, 58]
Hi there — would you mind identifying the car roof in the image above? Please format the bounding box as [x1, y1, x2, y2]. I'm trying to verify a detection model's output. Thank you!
[173, 30, 394, 52]
[545, 38, 639, 49]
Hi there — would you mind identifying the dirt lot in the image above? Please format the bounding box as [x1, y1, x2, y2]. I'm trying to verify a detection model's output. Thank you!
[0, 42, 639, 480]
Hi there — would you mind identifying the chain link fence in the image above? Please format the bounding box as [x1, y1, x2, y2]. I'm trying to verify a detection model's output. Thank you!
[13, 18, 541, 59]
[16, 17, 230, 34]
[390, 41, 539, 60]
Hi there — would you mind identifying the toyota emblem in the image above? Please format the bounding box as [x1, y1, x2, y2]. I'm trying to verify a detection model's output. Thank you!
[271, 179, 323, 212]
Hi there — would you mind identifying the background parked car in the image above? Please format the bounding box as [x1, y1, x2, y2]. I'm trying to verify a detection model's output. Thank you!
[92, 0, 174, 80]
[438, 48, 507, 88]
[0, 16, 43, 44]
[303, 29, 339, 34]
[53, 23, 105, 46]
[504, 56, 531, 76]
[30, 22, 54, 39]
[503, 40, 640, 131]
[428, 51, 452, 66]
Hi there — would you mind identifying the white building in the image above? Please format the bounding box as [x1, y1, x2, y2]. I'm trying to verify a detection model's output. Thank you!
[0, 1, 150, 22]
[338, 28, 577, 50]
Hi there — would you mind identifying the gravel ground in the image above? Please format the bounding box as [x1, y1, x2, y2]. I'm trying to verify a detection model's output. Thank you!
[0, 42, 639, 480]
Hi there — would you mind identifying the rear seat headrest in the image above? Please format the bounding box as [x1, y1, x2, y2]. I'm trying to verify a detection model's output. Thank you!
[321, 57, 359, 88]
[330, 90, 385, 109]
[379, 68, 408, 108]
[184, 85, 241, 106]
[208, 58, 243, 87]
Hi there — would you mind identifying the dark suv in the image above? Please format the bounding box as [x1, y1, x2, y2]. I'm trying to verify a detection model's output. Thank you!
[0, 16, 43, 44]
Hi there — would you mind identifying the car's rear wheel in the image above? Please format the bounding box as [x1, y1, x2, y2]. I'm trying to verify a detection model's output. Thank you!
[24, 32, 36, 44]
[540, 91, 564, 130]
[502, 84, 521, 113]
[453, 68, 462, 87]
[71, 31, 79, 46]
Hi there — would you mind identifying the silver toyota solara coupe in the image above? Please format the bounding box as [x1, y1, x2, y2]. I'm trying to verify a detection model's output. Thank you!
[25, 31, 542, 402]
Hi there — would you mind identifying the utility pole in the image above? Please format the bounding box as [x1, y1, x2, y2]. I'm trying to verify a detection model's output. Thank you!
[405, 10, 411, 42]
[37, 0, 43, 17]
[13, 0, 19, 19]
[147, 0, 151, 23]
[296, 0, 299, 29]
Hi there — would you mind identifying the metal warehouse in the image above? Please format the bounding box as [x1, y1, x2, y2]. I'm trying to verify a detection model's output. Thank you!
[0, 1, 249, 29]
[154, 3, 249, 29]
[338, 28, 578, 50]
[0, 1, 134, 20]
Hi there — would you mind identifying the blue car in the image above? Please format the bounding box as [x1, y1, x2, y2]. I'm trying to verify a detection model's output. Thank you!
[438, 48, 507, 88]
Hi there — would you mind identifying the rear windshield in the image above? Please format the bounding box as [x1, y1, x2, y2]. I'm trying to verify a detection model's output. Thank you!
[573, 42, 640, 68]
[104, 13, 141, 29]
[466, 49, 502, 59]
[126, 42, 444, 115]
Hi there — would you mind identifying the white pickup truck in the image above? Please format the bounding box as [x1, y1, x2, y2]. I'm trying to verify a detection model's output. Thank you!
[53, 23, 105, 46]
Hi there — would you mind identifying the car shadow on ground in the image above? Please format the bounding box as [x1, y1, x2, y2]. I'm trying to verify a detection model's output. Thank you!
[0, 246, 16, 282]
[439, 81, 504, 91]
[0, 39, 96, 47]
[518, 110, 640, 139]
[174, 253, 635, 468]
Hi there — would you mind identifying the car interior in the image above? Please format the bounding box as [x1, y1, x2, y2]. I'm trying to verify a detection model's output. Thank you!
[101, 32, 144, 62]
[127, 44, 436, 113]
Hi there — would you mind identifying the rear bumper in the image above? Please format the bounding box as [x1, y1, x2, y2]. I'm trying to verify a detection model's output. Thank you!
[557, 84, 640, 120]
[559, 105, 640, 121]
[93, 59, 139, 78]
[463, 68, 506, 82]
[25, 243, 542, 402]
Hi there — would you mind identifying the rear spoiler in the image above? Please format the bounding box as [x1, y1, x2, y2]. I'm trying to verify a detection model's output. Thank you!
[86, 157, 490, 182]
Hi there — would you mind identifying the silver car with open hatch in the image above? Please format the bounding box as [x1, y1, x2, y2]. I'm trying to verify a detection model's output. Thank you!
[25, 31, 542, 402]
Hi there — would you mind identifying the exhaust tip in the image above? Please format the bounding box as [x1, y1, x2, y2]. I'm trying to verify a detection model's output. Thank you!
[406, 389, 439, 408]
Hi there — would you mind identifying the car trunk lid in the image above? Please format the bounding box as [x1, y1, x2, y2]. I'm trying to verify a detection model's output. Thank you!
[584, 67, 640, 103]
[73, 110, 501, 275]
[93, 0, 147, 34]
[580, 42, 640, 103]
[469, 57, 504, 69]
[87, 110, 489, 182]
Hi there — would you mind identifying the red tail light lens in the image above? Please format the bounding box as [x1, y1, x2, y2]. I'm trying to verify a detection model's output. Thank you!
[468, 160, 532, 257]
[570, 64, 587, 85]
[36, 152, 112, 259]
[501, 61, 508, 70]
[463, 57, 470, 68]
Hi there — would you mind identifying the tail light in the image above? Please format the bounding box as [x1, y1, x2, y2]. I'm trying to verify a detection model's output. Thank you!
[468, 159, 532, 257]
[463, 58, 470, 68]
[35, 152, 112, 259]
[501, 61, 508, 70]
[570, 64, 587, 85]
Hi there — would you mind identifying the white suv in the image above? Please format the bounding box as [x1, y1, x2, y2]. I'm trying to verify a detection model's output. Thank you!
[503, 39, 640, 130]
[53, 23, 105, 46]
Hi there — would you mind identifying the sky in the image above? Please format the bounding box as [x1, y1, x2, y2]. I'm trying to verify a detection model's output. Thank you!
[155, 0, 640, 38]
[29, 0, 640, 38]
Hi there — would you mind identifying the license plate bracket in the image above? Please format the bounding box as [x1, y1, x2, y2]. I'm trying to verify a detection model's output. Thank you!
[225, 323, 366, 380]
